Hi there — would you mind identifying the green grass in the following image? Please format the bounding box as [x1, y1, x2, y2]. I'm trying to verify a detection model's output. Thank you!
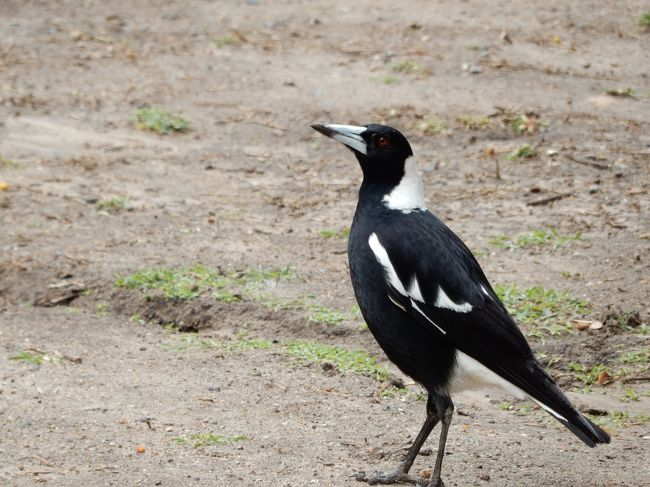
[606, 87, 635, 98]
[382, 76, 398, 85]
[96, 196, 129, 214]
[115, 264, 293, 302]
[223, 337, 272, 352]
[285, 340, 390, 381]
[416, 116, 446, 135]
[456, 115, 491, 130]
[566, 362, 609, 388]
[161, 333, 271, 352]
[619, 349, 649, 365]
[511, 114, 544, 135]
[640, 12, 650, 27]
[116, 264, 229, 300]
[132, 107, 189, 135]
[495, 284, 590, 338]
[378, 385, 412, 399]
[393, 60, 422, 74]
[235, 265, 293, 284]
[497, 401, 533, 416]
[9, 350, 44, 365]
[319, 228, 350, 239]
[490, 229, 582, 251]
[622, 387, 639, 402]
[506, 144, 537, 160]
[94, 302, 109, 317]
[587, 411, 650, 428]
[171, 433, 247, 448]
[308, 306, 346, 325]
[213, 35, 236, 48]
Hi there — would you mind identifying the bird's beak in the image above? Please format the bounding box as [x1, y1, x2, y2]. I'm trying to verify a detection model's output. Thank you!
[311, 123, 368, 155]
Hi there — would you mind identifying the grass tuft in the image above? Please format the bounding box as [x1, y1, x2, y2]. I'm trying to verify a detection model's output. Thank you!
[96, 196, 129, 214]
[640, 12, 650, 27]
[393, 60, 423, 74]
[490, 228, 582, 251]
[495, 284, 590, 338]
[416, 116, 446, 135]
[285, 340, 390, 381]
[319, 228, 350, 239]
[10, 350, 44, 365]
[308, 306, 346, 325]
[133, 107, 189, 135]
[506, 144, 537, 160]
[605, 87, 635, 98]
[456, 115, 491, 130]
[116, 264, 293, 302]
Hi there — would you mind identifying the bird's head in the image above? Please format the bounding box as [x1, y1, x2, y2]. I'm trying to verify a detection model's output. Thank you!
[311, 123, 413, 181]
[311, 123, 425, 212]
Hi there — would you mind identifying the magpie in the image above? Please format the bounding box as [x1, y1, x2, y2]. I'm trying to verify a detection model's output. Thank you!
[311, 123, 610, 487]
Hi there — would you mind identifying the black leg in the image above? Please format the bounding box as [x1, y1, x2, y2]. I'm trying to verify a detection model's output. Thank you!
[354, 395, 440, 485]
[427, 396, 454, 487]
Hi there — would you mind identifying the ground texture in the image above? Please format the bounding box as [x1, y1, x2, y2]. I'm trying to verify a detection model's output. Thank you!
[1, 1, 649, 486]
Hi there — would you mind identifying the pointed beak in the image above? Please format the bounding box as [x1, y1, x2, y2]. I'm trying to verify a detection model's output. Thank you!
[311, 123, 368, 155]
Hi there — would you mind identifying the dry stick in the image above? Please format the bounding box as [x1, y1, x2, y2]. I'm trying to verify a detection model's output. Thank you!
[620, 376, 650, 384]
[565, 154, 610, 170]
[527, 192, 573, 206]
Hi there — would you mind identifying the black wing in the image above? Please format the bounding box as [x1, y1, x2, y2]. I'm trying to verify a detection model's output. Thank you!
[372, 211, 609, 446]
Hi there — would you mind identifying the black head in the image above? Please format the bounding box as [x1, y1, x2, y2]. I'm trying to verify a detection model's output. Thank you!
[311, 123, 413, 184]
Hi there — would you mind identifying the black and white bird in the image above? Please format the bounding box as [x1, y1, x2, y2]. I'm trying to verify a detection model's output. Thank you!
[311, 123, 609, 487]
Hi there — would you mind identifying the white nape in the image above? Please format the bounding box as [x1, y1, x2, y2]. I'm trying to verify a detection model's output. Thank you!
[382, 156, 427, 213]
[449, 351, 567, 422]
[435, 286, 473, 313]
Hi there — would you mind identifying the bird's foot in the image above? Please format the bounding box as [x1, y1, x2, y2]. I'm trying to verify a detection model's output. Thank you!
[353, 470, 422, 485]
[425, 475, 445, 487]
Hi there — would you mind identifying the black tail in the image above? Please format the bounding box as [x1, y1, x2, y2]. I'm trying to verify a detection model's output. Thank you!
[498, 361, 610, 447]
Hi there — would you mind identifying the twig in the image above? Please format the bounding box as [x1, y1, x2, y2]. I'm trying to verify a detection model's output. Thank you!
[565, 154, 610, 170]
[620, 376, 650, 383]
[527, 192, 573, 206]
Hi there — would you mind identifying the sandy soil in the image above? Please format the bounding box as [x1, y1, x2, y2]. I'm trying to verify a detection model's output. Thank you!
[1, 1, 649, 486]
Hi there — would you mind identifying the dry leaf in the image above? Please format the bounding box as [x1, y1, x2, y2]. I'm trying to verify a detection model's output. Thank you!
[597, 370, 611, 386]
[0, 181, 9, 191]
[136, 446, 145, 454]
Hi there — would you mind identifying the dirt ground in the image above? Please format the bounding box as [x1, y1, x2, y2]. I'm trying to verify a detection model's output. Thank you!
[1, 1, 650, 486]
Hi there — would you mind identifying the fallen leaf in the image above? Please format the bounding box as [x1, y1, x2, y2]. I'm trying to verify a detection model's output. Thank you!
[572, 319, 603, 331]
[597, 370, 611, 386]
[136, 446, 145, 454]
[0, 181, 9, 191]
[419, 469, 432, 479]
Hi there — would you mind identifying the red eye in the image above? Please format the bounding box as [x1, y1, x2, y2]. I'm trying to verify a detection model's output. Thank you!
[377, 135, 390, 148]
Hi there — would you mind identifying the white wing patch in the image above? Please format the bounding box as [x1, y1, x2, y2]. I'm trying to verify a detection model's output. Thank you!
[368, 233, 407, 296]
[449, 351, 567, 422]
[407, 276, 425, 302]
[368, 233, 446, 335]
[435, 286, 473, 313]
[382, 157, 427, 213]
